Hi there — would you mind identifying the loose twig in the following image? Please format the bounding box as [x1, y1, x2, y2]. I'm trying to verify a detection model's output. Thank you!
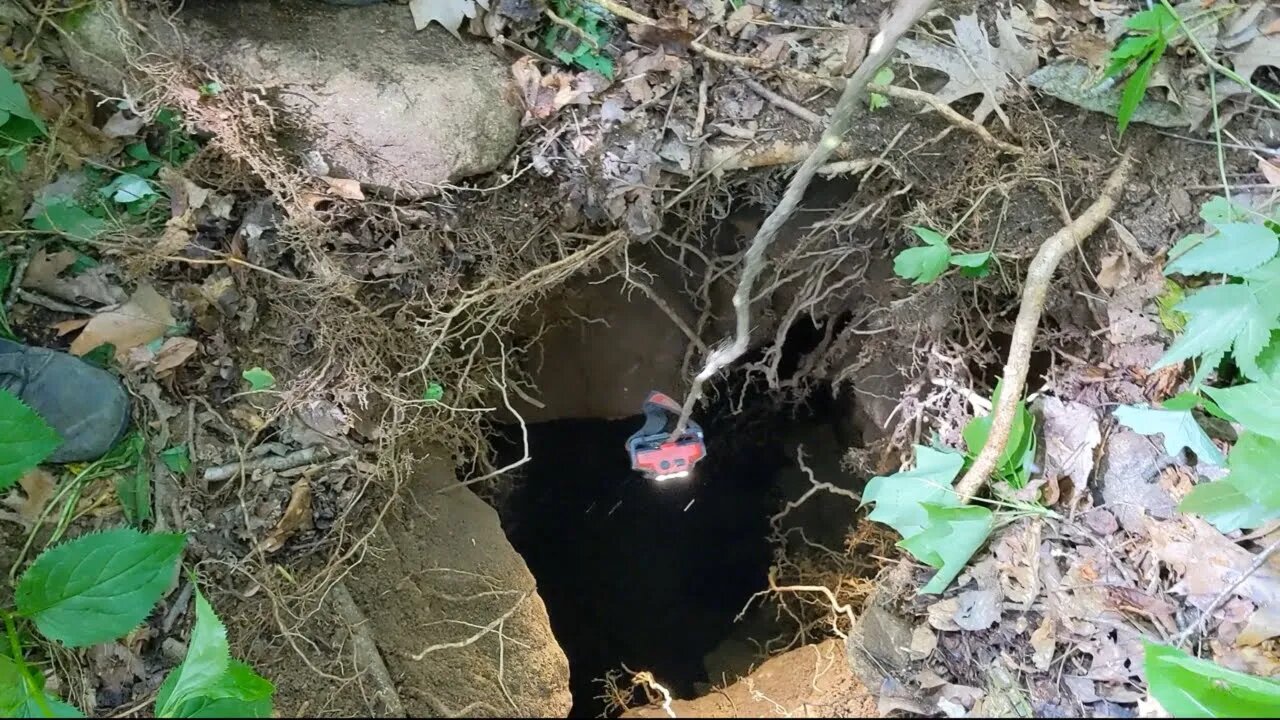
[202, 446, 333, 482]
[669, 0, 937, 437]
[953, 152, 1134, 502]
[1173, 535, 1280, 647]
[743, 77, 823, 125]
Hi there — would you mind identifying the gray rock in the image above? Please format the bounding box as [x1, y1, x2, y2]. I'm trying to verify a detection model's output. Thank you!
[60, 2, 132, 92]
[845, 603, 914, 691]
[176, 0, 520, 191]
[75, 0, 522, 192]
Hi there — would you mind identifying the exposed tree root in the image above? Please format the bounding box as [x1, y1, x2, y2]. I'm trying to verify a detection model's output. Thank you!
[670, 0, 937, 436]
[953, 151, 1135, 503]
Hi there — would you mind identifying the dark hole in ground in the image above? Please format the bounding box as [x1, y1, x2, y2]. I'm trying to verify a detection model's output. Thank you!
[490, 332, 842, 716]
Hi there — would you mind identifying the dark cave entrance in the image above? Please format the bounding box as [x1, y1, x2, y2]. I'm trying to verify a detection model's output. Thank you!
[491, 352, 842, 716]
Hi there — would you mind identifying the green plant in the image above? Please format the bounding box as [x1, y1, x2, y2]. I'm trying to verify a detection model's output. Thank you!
[0, 394, 272, 717]
[961, 381, 1035, 489]
[0, 390, 61, 492]
[892, 226, 991, 285]
[0, 65, 47, 172]
[1151, 196, 1280, 385]
[0, 259, 17, 341]
[1104, 4, 1177, 136]
[862, 444, 994, 594]
[868, 67, 894, 110]
[241, 367, 275, 392]
[544, 0, 615, 78]
[1144, 641, 1280, 716]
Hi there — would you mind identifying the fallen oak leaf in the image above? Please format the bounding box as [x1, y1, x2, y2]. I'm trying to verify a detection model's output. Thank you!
[896, 12, 1039, 129]
[69, 283, 175, 360]
[259, 478, 313, 553]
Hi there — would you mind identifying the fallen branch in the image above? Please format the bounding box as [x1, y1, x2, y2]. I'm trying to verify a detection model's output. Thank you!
[953, 152, 1134, 502]
[669, 0, 937, 437]
[201, 446, 333, 482]
[330, 580, 407, 717]
[1172, 534, 1280, 647]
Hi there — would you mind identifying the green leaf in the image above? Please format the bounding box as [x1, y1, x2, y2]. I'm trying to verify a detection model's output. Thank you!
[0, 66, 46, 135]
[125, 142, 153, 161]
[894, 244, 952, 285]
[99, 173, 156, 204]
[1162, 391, 1231, 421]
[862, 445, 965, 537]
[1113, 404, 1224, 465]
[1117, 37, 1164, 137]
[911, 226, 948, 246]
[30, 201, 108, 241]
[160, 445, 191, 474]
[1156, 279, 1188, 333]
[963, 381, 1035, 486]
[15, 528, 185, 647]
[1204, 382, 1280, 439]
[1144, 641, 1280, 717]
[1164, 223, 1280, 277]
[1152, 284, 1269, 378]
[422, 382, 444, 402]
[0, 390, 62, 493]
[0, 655, 83, 717]
[240, 368, 275, 392]
[160, 661, 273, 718]
[1179, 432, 1280, 533]
[1125, 5, 1176, 34]
[949, 251, 991, 269]
[899, 503, 994, 594]
[156, 589, 231, 717]
[1201, 195, 1251, 225]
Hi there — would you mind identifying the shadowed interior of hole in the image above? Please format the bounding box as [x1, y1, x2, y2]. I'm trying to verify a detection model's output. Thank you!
[489, 319, 841, 716]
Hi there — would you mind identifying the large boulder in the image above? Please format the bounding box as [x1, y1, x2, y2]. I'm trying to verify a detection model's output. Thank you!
[66, 0, 522, 192]
[345, 450, 572, 717]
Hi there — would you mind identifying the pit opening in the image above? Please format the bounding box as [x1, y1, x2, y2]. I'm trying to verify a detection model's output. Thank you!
[491, 365, 852, 716]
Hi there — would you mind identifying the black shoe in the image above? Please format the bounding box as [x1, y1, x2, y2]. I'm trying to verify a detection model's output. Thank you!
[0, 339, 131, 463]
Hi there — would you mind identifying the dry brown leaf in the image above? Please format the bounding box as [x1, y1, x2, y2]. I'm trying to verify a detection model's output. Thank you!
[927, 597, 962, 631]
[1097, 252, 1131, 290]
[897, 12, 1040, 127]
[102, 111, 145, 138]
[954, 587, 1002, 631]
[4, 469, 57, 524]
[909, 625, 938, 659]
[259, 479, 313, 553]
[69, 283, 175, 360]
[1261, 158, 1280, 187]
[1148, 515, 1280, 611]
[1030, 616, 1056, 670]
[1237, 603, 1280, 646]
[153, 337, 199, 376]
[321, 177, 365, 201]
[1040, 397, 1102, 491]
[20, 249, 123, 307]
[50, 318, 89, 337]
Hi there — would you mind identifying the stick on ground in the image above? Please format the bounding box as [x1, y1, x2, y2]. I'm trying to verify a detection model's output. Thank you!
[953, 151, 1135, 502]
